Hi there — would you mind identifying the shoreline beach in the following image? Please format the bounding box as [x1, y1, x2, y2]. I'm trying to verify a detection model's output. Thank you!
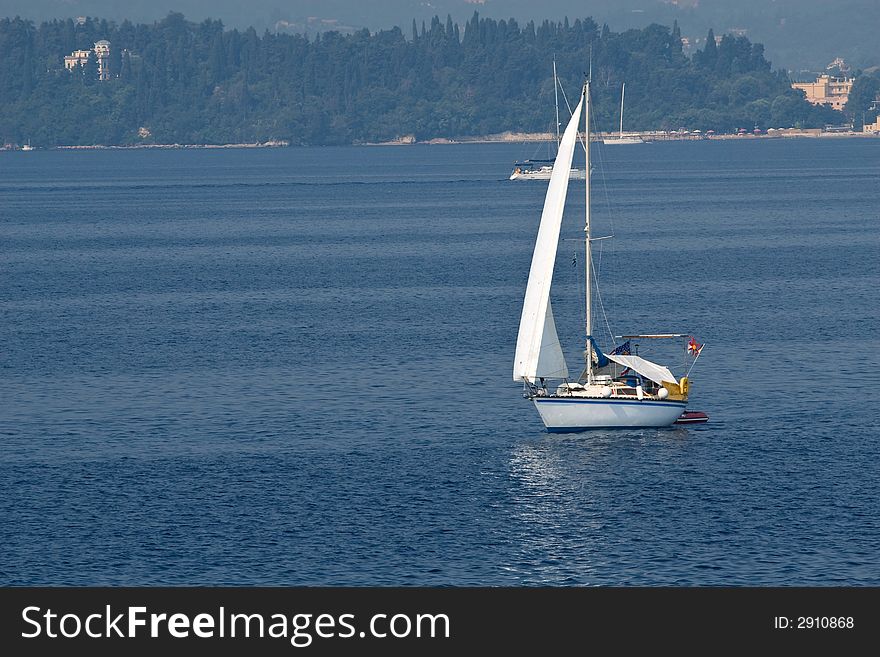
[4, 130, 877, 151]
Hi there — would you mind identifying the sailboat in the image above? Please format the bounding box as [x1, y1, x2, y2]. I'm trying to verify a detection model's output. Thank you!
[603, 83, 644, 145]
[21, 139, 34, 151]
[513, 80, 699, 431]
[510, 61, 587, 181]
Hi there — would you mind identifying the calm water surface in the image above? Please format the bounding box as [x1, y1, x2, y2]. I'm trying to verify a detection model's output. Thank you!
[1, 139, 878, 585]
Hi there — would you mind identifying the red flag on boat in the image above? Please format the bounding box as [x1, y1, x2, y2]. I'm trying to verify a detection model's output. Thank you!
[687, 336, 703, 356]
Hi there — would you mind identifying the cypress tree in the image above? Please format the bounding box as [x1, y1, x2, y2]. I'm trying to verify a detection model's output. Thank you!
[82, 51, 99, 85]
[108, 42, 122, 78]
[210, 33, 225, 82]
[700, 28, 717, 69]
[120, 50, 132, 81]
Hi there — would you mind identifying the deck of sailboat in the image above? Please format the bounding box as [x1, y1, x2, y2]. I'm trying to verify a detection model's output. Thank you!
[536, 380, 671, 401]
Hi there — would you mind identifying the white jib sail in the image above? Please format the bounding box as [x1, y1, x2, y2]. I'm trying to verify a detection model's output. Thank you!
[513, 95, 585, 382]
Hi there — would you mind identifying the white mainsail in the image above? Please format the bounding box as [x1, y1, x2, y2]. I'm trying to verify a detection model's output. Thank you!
[513, 95, 584, 382]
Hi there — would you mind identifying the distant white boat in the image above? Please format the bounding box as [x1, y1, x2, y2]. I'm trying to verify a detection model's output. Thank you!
[21, 140, 34, 151]
[603, 136, 643, 145]
[513, 80, 701, 431]
[603, 83, 644, 145]
[510, 61, 587, 181]
[509, 159, 587, 181]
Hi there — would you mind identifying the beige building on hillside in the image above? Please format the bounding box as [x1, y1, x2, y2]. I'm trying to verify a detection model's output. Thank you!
[63, 41, 111, 80]
[792, 74, 854, 111]
[64, 49, 91, 70]
[94, 40, 111, 80]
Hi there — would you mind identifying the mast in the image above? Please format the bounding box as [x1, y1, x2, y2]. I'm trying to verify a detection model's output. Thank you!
[553, 59, 561, 146]
[619, 83, 625, 139]
[584, 80, 593, 382]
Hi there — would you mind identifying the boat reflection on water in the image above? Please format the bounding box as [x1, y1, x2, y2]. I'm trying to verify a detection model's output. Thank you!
[503, 428, 710, 583]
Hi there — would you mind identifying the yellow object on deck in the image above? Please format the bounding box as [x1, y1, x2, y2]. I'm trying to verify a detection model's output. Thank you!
[662, 378, 689, 401]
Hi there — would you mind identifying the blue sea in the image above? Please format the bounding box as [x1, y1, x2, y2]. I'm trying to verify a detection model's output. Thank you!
[1, 138, 878, 585]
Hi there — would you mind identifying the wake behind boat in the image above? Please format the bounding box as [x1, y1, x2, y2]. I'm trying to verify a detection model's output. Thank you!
[513, 80, 703, 431]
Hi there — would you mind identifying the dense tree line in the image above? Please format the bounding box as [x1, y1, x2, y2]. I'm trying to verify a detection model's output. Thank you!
[0, 12, 847, 147]
[847, 70, 880, 128]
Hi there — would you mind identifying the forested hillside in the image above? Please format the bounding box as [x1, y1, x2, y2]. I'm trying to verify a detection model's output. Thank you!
[0, 12, 844, 146]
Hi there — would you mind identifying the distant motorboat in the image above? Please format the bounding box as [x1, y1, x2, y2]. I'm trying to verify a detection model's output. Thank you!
[21, 140, 34, 151]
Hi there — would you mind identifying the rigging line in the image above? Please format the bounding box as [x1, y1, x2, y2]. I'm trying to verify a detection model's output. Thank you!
[574, 239, 614, 347]
[560, 76, 589, 155]
[572, 247, 586, 340]
[590, 239, 616, 346]
[590, 139, 619, 321]
[685, 346, 705, 378]
[587, 85, 617, 221]
[593, 139, 618, 238]
[558, 78, 574, 116]
[579, 82, 613, 346]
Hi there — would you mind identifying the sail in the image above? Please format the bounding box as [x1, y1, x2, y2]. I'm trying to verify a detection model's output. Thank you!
[513, 95, 584, 382]
[534, 300, 568, 379]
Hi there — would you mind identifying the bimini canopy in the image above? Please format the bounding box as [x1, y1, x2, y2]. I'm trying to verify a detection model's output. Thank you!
[605, 354, 677, 385]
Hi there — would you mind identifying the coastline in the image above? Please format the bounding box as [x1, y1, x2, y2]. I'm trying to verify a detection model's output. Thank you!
[54, 140, 290, 150]
[4, 131, 877, 151]
[368, 128, 880, 145]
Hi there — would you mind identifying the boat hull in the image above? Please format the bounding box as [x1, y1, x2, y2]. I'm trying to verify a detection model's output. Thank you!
[510, 168, 587, 181]
[602, 137, 644, 145]
[533, 396, 686, 431]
